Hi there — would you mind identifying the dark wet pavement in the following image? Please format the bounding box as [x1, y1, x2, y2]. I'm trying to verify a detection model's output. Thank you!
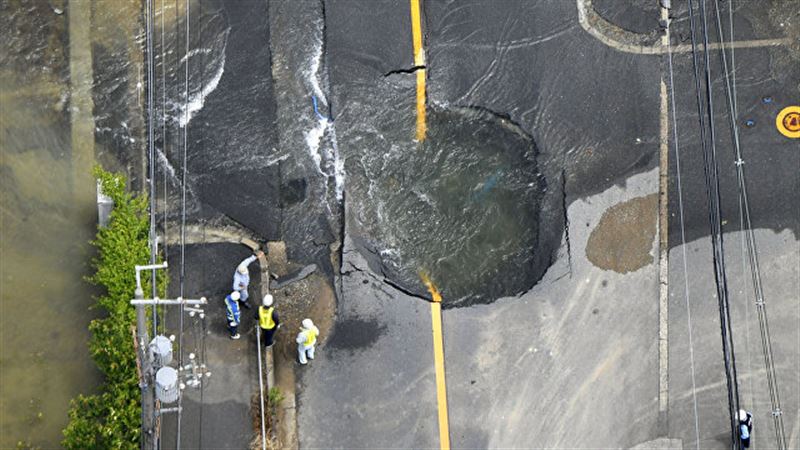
[160, 243, 261, 450]
[3, 0, 798, 448]
[297, 241, 439, 449]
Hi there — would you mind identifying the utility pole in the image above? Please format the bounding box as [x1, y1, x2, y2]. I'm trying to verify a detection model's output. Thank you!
[132, 263, 207, 450]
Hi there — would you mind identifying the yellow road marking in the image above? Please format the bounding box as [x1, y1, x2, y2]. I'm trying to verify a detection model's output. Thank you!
[410, 0, 427, 141]
[421, 273, 450, 450]
[430, 301, 450, 450]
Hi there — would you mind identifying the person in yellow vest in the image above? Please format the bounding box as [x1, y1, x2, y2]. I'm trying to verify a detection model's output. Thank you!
[296, 318, 319, 365]
[256, 294, 280, 347]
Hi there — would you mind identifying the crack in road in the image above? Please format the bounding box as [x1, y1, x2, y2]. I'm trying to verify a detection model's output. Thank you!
[383, 65, 427, 77]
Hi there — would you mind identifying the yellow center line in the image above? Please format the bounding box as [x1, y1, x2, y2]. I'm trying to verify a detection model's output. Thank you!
[421, 273, 450, 450]
[410, 0, 427, 142]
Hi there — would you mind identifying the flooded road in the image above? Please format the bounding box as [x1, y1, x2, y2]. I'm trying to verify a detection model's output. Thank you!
[363, 108, 546, 304]
[0, 8, 100, 450]
[1, 0, 143, 446]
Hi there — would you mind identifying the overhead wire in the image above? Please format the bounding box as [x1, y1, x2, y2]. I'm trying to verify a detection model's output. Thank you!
[686, 0, 742, 446]
[144, 0, 160, 447]
[711, 1, 787, 447]
[701, 0, 743, 444]
[196, 2, 207, 447]
[177, 0, 190, 446]
[724, 0, 756, 420]
[146, 0, 158, 327]
[665, 18, 702, 450]
[160, 0, 169, 335]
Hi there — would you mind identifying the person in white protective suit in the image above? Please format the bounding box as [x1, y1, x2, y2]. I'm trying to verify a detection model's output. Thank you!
[296, 318, 320, 365]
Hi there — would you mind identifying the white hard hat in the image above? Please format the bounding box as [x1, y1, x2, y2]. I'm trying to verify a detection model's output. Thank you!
[302, 319, 314, 329]
[738, 409, 748, 421]
[237, 264, 248, 274]
[263, 294, 273, 307]
[230, 291, 241, 301]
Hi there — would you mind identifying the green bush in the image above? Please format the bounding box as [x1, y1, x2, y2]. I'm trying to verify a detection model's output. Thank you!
[62, 167, 165, 449]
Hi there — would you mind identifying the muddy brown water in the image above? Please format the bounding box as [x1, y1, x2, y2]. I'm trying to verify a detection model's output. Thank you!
[0, 68, 101, 449]
[1, 0, 143, 447]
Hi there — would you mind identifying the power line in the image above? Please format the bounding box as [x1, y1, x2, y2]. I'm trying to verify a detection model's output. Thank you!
[710, 1, 787, 447]
[177, 0, 190, 445]
[196, 2, 207, 446]
[160, 0, 169, 336]
[686, 0, 742, 446]
[143, 0, 159, 447]
[146, 0, 158, 334]
[665, 20, 702, 450]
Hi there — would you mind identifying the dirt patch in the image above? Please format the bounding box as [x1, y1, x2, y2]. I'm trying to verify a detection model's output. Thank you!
[585, 194, 658, 273]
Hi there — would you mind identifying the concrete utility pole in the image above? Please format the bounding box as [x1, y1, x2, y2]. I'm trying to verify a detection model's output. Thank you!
[133, 281, 154, 449]
[131, 263, 207, 450]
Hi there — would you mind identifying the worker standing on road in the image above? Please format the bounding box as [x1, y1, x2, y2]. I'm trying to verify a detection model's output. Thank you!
[296, 318, 319, 365]
[232, 250, 264, 309]
[738, 409, 753, 448]
[225, 291, 242, 340]
[257, 294, 280, 347]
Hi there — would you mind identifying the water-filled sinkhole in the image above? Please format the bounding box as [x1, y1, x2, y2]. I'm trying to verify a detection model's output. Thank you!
[367, 107, 557, 307]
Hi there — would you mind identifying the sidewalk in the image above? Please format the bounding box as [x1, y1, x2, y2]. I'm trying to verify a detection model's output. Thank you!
[160, 243, 261, 450]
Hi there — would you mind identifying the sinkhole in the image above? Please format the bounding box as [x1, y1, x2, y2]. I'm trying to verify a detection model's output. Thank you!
[366, 107, 561, 307]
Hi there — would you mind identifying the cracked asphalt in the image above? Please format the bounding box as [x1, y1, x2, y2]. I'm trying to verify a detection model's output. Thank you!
[296, 0, 799, 448]
[104, 0, 800, 448]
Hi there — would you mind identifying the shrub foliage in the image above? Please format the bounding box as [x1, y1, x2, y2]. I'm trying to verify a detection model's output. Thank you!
[63, 167, 164, 449]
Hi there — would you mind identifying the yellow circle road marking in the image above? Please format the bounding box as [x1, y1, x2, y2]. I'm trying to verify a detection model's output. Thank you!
[776, 106, 800, 139]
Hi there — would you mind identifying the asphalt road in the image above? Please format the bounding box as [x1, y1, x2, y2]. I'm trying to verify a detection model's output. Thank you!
[130, 0, 799, 448]
[297, 0, 799, 448]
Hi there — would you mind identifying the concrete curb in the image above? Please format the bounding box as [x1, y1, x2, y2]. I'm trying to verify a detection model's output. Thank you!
[246, 239, 298, 449]
[241, 239, 279, 447]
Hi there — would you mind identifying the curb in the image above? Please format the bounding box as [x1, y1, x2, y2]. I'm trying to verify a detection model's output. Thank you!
[245, 238, 298, 449]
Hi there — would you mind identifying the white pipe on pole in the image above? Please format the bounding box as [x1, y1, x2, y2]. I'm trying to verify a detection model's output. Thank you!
[256, 325, 267, 450]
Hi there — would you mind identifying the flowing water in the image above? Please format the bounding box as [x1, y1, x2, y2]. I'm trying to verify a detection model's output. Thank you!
[357, 108, 549, 306]
[1, 0, 561, 443]
[1, 0, 143, 447]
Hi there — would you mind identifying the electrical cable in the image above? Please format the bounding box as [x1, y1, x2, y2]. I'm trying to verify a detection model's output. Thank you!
[196, 3, 206, 447]
[146, 0, 158, 325]
[686, 0, 742, 446]
[700, 0, 743, 444]
[160, 0, 169, 337]
[665, 21, 702, 450]
[144, 0, 159, 447]
[711, 1, 787, 447]
[176, 0, 190, 446]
